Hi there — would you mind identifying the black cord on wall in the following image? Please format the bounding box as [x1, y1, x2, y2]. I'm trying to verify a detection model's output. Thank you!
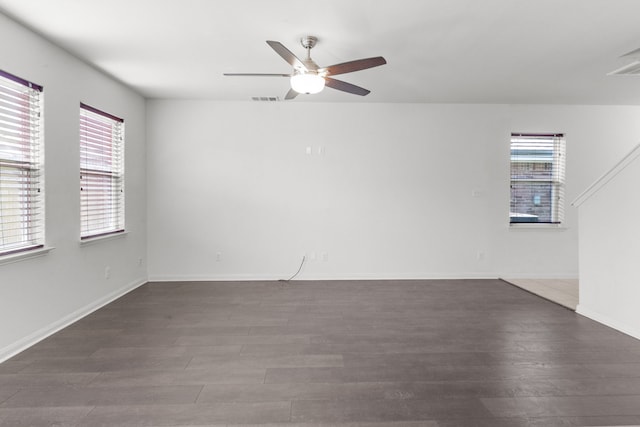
[279, 255, 306, 282]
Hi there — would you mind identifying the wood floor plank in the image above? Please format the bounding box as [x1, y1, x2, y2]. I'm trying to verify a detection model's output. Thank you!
[174, 334, 312, 346]
[0, 361, 29, 374]
[88, 367, 267, 386]
[264, 363, 599, 384]
[186, 354, 344, 370]
[435, 415, 640, 426]
[1, 385, 203, 407]
[0, 407, 93, 427]
[197, 380, 560, 403]
[291, 398, 493, 422]
[0, 372, 99, 387]
[17, 355, 192, 374]
[83, 401, 292, 425]
[229, 423, 437, 427]
[481, 395, 640, 417]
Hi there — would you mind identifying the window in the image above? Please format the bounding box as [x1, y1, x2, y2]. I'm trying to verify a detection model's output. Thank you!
[0, 70, 44, 256]
[79, 103, 124, 239]
[510, 133, 565, 224]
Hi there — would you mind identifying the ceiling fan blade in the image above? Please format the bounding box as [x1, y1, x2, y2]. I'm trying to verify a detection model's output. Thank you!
[223, 73, 291, 77]
[324, 77, 370, 96]
[324, 56, 386, 76]
[284, 88, 299, 100]
[266, 41, 307, 72]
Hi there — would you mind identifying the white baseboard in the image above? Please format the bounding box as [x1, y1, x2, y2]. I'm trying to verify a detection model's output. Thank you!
[576, 304, 640, 341]
[148, 274, 287, 282]
[0, 278, 147, 363]
[147, 273, 499, 282]
[498, 273, 579, 280]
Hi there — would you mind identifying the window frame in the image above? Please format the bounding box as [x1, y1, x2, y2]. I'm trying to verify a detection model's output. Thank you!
[0, 69, 45, 257]
[510, 133, 566, 227]
[79, 103, 125, 240]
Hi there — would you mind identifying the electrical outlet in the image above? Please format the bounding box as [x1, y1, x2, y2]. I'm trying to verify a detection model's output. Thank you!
[137, 258, 143, 266]
[216, 252, 222, 262]
[321, 252, 328, 262]
[104, 266, 111, 279]
[477, 251, 485, 261]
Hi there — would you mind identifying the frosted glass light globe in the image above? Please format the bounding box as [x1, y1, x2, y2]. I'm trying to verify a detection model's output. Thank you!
[290, 73, 325, 94]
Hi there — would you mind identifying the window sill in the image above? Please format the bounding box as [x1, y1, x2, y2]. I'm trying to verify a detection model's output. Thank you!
[0, 246, 54, 266]
[80, 231, 128, 246]
[509, 223, 568, 231]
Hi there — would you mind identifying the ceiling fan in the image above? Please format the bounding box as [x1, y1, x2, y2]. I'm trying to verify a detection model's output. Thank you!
[224, 36, 386, 100]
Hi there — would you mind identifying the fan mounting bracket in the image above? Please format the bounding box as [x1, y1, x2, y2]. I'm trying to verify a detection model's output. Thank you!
[300, 35, 318, 50]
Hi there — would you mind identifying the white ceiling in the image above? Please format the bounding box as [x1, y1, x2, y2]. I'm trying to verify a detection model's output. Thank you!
[2, 0, 640, 104]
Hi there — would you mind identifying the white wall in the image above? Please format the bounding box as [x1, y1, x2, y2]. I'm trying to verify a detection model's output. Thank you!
[0, 14, 147, 360]
[146, 101, 640, 281]
[575, 145, 640, 339]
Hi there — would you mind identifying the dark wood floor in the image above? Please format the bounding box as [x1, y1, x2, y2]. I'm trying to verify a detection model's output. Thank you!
[2, 279, 640, 426]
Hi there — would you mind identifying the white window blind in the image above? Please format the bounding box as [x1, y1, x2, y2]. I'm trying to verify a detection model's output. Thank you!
[80, 103, 124, 239]
[510, 133, 566, 224]
[0, 70, 44, 256]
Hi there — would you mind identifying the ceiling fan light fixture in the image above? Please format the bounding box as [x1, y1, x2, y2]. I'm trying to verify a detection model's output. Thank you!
[225, 37, 386, 99]
[290, 73, 325, 94]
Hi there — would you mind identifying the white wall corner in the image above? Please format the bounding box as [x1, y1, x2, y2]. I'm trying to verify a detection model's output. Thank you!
[576, 304, 640, 341]
[0, 278, 147, 363]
